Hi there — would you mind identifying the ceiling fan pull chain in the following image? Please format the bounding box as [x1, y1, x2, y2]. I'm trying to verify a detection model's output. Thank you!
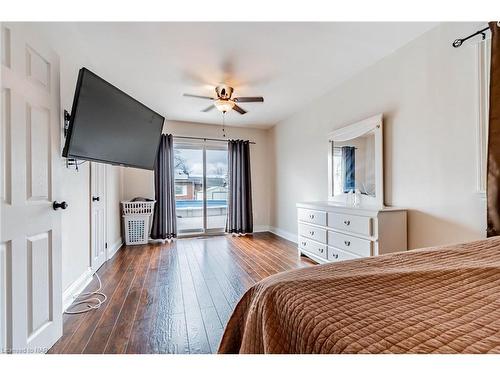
[222, 112, 226, 138]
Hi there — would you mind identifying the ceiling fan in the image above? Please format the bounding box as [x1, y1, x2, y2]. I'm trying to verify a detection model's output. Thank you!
[183, 85, 264, 115]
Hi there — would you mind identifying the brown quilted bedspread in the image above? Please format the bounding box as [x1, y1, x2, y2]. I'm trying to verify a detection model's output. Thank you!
[218, 238, 500, 354]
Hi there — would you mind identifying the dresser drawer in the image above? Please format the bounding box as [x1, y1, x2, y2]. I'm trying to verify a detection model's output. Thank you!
[327, 246, 360, 262]
[328, 212, 372, 236]
[299, 236, 327, 260]
[298, 208, 327, 226]
[298, 223, 327, 243]
[328, 231, 372, 257]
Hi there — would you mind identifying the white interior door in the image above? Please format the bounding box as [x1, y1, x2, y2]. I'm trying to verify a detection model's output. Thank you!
[90, 162, 106, 272]
[1, 23, 62, 352]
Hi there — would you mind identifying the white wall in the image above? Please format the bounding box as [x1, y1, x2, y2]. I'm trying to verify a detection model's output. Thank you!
[54, 37, 93, 292]
[271, 23, 487, 249]
[59, 53, 124, 291]
[122, 120, 272, 231]
[26, 23, 125, 292]
[106, 165, 124, 252]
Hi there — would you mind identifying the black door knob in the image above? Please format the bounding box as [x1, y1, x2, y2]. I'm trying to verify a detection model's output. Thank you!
[53, 201, 68, 210]
[92, 196, 100, 202]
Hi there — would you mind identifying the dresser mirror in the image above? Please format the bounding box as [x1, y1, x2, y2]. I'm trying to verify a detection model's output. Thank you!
[328, 114, 384, 207]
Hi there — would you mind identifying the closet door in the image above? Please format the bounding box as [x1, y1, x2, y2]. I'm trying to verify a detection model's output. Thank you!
[90, 162, 106, 272]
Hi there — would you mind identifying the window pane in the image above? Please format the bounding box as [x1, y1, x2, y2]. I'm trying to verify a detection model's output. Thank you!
[206, 148, 228, 230]
[174, 145, 204, 233]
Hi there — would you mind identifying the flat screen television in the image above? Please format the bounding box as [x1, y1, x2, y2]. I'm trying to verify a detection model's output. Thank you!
[62, 68, 164, 170]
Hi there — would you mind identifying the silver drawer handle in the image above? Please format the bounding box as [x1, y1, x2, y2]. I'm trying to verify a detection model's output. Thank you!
[309, 214, 315, 219]
[332, 253, 339, 259]
[344, 240, 351, 246]
[309, 230, 315, 235]
[302, 241, 307, 246]
[343, 220, 350, 226]
[319, 248, 324, 253]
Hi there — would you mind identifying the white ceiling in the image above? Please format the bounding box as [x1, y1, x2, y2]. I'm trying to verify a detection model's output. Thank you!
[45, 22, 437, 129]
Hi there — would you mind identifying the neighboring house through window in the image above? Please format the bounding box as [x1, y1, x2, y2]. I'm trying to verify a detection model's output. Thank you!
[175, 184, 187, 196]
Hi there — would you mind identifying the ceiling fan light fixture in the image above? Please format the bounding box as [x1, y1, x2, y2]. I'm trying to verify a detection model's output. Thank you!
[214, 99, 235, 113]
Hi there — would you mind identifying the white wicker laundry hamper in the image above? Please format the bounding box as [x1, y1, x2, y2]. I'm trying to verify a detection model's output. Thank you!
[122, 200, 156, 245]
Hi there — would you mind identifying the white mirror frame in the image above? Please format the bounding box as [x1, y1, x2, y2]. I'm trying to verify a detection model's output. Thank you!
[327, 113, 384, 207]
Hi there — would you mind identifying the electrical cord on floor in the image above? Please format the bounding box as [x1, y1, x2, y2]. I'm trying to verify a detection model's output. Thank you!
[64, 273, 107, 314]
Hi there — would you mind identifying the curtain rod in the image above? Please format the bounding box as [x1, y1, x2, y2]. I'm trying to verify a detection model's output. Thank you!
[452, 26, 490, 48]
[173, 135, 256, 144]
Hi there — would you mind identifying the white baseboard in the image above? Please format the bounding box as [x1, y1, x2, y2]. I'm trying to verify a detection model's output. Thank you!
[253, 225, 270, 233]
[62, 267, 93, 312]
[107, 237, 123, 260]
[269, 226, 297, 244]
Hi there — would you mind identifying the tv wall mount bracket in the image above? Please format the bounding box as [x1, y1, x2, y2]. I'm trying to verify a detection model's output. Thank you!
[63, 109, 85, 171]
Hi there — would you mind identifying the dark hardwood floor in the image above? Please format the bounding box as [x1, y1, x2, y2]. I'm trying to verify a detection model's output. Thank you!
[48, 232, 315, 354]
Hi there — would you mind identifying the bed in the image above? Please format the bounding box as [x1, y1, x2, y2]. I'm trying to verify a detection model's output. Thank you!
[218, 238, 500, 354]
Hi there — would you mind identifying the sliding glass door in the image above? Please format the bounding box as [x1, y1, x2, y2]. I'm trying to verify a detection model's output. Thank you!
[206, 148, 229, 230]
[174, 140, 228, 235]
[174, 143, 204, 233]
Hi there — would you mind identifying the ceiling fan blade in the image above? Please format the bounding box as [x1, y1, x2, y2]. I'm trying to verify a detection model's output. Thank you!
[233, 96, 264, 103]
[183, 93, 215, 100]
[201, 104, 216, 112]
[233, 104, 247, 115]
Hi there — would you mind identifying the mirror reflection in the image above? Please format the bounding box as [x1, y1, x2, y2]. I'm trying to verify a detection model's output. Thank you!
[332, 131, 375, 197]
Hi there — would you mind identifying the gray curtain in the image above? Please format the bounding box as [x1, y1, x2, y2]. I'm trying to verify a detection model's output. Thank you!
[151, 134, 177, 239]
[226, 140, 253, 234]
[342, 146, 356, 193]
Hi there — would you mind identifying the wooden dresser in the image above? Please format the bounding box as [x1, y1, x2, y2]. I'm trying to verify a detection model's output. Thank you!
[297, 202, 407, 264]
